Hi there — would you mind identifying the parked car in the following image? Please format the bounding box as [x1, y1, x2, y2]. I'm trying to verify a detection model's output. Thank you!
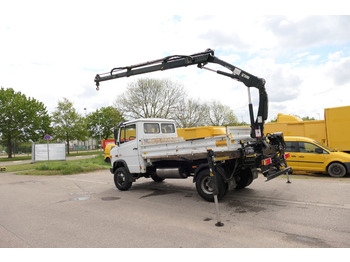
[284, 136, 350, 177]
[104, 143, 116, 163]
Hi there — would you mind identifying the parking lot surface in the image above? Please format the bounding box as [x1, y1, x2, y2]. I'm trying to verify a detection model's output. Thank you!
[1, 170, 350, 248]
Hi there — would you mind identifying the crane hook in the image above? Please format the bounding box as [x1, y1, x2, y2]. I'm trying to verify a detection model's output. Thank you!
[95, 75, 100, 91]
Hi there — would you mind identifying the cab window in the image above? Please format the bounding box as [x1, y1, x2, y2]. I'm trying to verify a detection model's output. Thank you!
[298, 142, 324, 153]
[144, 123, 160, 134]
[119, 124, 136, 144]
[161, 123, 175, 133]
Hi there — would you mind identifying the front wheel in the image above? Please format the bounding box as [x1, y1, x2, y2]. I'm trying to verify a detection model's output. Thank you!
[328, 162, 346, 178]
[114, 167, 133, 191]
[195, 168, 227, 202]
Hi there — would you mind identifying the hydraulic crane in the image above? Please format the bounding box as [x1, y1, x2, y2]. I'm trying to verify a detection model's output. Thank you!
[95, 48, 267, 139]
[94, 49, 292, 225]
[95, 48, 291, 183]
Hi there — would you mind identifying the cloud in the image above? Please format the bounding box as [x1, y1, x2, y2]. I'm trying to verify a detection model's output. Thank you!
[1, 7, 350, 125]
[263, 16, 350, 51]
[242, 57, 302, 102]
[326, 57, 350, 86]
[199, 30, 251, 50]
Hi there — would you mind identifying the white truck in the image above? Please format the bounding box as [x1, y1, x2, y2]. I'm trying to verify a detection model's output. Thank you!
[95, 49, 291, 202]
[109, 118, 290, 201]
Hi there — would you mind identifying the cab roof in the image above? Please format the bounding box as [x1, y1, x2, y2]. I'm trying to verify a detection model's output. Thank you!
[119, 118, 176, 126]
[284, 136, 315, 142]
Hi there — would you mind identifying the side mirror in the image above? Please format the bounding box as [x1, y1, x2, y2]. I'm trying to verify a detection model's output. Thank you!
[114, 128, 119, 145]
[315, 147, 323, 154]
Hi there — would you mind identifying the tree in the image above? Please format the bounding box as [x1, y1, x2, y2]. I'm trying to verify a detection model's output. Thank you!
[51, 98, 87, 154]
[86, 106, 125, 140]
[0, 87, 51, 158]
[203, 100, 239, 126]
[302, 116, 316, 121]
[115, 78, 186, 119]
[174, 98, 208, 128]
[268, 115, 316, 123]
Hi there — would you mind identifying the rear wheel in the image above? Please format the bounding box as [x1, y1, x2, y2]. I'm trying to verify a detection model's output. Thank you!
[195, 168, 227, 202]
[235, 168, 253, 189]
[151, 174, 165, 182]
[114, 167, 133, 190]
[328, 162, 346, 178]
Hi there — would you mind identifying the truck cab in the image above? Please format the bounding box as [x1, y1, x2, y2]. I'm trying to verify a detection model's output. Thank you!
[111, 118, 178, 174]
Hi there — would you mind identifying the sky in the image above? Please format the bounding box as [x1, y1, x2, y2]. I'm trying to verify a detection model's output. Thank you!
[1, 0, 350, 124]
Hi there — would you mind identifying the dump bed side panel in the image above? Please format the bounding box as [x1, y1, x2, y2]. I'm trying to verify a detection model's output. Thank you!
[141, 126, 252, 161]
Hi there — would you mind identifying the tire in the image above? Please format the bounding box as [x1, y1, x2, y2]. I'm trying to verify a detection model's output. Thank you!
[195, 168, 227, 202]
[328, 162, 346, 178]
[235, 168, 253, 189]
[151, 174, 165, 182]
[114, 167, 133, 191]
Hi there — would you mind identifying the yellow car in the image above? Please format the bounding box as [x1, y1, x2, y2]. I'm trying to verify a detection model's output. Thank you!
[284, 136, 350, 177]
[104, 143, 116, 163]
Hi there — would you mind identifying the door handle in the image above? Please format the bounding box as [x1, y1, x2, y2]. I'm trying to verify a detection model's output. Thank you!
[133, 148, 138, 150]
[299, 156, 304, 158]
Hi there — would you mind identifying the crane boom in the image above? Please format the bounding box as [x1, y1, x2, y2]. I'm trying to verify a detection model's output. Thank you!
[94, 49, 268, 138]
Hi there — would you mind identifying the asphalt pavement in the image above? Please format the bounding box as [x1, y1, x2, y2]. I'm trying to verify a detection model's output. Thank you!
[1, 170, 350, 248]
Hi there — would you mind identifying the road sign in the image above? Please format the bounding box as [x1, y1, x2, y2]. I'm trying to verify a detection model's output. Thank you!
[44, 134, 51, 141]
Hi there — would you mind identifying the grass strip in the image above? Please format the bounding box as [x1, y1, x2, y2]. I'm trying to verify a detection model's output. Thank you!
[0, 150, 102, 162]
[1, 155, 110, 176]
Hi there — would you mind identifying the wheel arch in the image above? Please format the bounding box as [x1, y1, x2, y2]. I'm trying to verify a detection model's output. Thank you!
[326, 161, 347, 172]
[326, 161, 348, 177]
[193, 163, 228, 182]
[193, 163, 209, 183]
[112, 160, 130, 174]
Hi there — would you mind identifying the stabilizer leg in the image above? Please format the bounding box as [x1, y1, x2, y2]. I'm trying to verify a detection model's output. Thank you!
[207, 149, 224, 227]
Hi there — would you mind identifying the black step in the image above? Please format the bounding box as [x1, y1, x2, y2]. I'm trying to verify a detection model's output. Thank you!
[265, 167, 292, 182]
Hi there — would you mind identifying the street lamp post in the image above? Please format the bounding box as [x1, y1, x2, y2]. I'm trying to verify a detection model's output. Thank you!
[98, 114, 102, 152]
[84, 108, 89, 151]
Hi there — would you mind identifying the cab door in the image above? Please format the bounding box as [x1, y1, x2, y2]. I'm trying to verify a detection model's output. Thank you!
[285, 141, 300, 170]
[117, 123, 141, 173]
[296, 141, 326, 172]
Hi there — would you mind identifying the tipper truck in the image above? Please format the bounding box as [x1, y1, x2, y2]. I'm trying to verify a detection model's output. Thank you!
[94, 49, 291, 202]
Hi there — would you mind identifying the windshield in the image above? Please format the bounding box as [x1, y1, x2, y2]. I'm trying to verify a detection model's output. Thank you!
[314, 140, 334, 152]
